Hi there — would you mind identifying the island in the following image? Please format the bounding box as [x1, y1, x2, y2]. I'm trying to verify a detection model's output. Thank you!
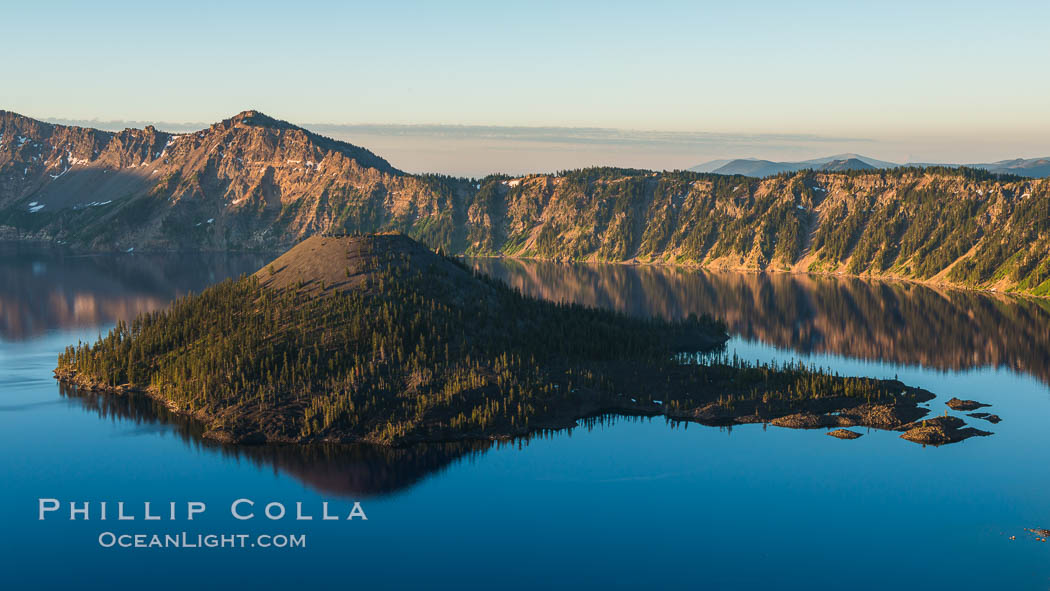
[55, 233, 989, 446]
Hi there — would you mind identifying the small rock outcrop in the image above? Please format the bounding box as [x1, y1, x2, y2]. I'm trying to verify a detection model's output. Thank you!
[1026, 528, 1050, 540]
[899, 416, 992, 445]
[770, 412, 853, 429]
[841, 402, 929, 430]
[827, 429, 862, 440]
[945, 397, 990, 411]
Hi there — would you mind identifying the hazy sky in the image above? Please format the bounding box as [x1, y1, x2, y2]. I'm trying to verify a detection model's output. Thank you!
[5, 0, 1049, 174]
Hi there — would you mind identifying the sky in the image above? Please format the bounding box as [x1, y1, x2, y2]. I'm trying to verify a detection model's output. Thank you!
[5, 0, 1048, 176]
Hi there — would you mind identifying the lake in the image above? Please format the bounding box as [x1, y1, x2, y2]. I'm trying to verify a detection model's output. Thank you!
[3, 247, 1049, 589]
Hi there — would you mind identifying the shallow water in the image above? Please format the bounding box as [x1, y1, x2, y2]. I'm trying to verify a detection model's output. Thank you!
[3, 249, 1049, 589]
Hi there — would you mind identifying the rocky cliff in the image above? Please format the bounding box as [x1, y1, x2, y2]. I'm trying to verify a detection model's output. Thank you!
[2, 110, 1048, 296]
[0, 109, 470, 252]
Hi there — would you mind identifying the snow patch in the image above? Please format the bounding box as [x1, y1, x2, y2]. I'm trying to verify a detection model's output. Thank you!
[66, 151, 89, 166]
[28, 203, 45, 213]
[72, 200, 113, 211]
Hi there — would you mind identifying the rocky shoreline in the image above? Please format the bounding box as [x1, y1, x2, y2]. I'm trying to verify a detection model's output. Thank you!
[55, 367, 991, 448]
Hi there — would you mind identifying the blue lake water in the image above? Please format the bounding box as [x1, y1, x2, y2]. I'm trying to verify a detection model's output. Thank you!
[3, 249, 1050, 589]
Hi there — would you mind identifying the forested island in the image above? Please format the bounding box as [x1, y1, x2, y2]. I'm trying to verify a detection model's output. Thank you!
[55, 233, 987, 446]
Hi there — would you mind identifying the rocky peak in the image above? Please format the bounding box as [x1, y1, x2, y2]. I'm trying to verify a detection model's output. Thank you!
[226, 109, 291, 130]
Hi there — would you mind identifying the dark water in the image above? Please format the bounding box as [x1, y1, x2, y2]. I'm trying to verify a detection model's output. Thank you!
[4, 248, 1050, 589]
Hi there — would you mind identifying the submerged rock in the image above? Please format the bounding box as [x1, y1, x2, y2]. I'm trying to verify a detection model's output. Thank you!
[945, 397, 990, 411]
[827, 429, 862, 440]
[899, 416, 992, 445]
[968, 412, 1002, 424]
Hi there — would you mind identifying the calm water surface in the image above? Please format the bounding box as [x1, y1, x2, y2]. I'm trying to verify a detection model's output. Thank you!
[3, 248, 1050, 589]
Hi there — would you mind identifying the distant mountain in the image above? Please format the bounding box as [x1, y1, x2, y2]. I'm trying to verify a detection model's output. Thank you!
[687, 158, 746, 173]
[800, 153, 898, 169]
[689, 153, 1050, 178]
[972, 158, 1050, 178]
[688, 153, 893, 177]
[819, 158, 876, 172]
[706, 159, 799, 177]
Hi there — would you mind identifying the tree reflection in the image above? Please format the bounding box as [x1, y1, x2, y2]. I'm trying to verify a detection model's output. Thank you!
[471, 258, 1050, 384]
[0, 245, 270, 340]
[58, 381, 494, 497]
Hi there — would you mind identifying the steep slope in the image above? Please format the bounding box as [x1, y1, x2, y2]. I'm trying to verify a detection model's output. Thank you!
[463, 167, 1050, 296]
[2, 111, 1049, 296]
[0, 110, 471, 251]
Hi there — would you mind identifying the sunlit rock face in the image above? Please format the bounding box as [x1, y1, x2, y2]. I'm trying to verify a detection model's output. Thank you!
[2, 110, 1048, 295]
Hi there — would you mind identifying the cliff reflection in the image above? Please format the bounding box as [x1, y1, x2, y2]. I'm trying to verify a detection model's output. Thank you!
[471, 258, 1050, 384]
[58, 382, 495, 497]
[0, 245, 269, 340]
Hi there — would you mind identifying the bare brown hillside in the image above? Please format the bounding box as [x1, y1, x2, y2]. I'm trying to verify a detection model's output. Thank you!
[255, 233, 492, 307]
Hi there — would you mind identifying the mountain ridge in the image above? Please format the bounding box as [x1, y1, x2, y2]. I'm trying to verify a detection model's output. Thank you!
[1, 110, 1049, 297]
[688, 153, 1050, 178]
